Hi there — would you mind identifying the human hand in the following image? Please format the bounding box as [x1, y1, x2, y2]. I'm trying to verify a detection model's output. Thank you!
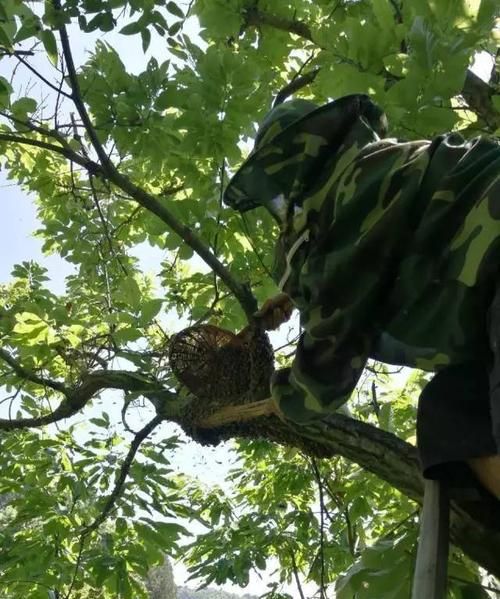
[254, 293, 294, 330]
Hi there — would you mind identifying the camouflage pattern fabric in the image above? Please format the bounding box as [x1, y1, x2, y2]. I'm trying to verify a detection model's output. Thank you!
[224, 94, 500, 428]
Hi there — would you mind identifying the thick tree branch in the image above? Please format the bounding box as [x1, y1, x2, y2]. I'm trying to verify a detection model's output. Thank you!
[194, 405, 500, 578]
[0, 127, 257, 317]
[0, 367, 179, 430]
[0, 352, 499, 577]
[38, 1, 259, 318]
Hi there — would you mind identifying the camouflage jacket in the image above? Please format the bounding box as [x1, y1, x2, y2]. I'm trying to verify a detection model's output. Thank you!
[224, 94, 500, 423]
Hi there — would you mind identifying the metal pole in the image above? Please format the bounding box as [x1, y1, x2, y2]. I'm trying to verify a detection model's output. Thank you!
[411, 479, 449, 599]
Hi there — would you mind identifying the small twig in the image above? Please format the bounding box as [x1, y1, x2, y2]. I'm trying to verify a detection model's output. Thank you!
[240, 213, 274, 279]
[382, 509, 419, 539]
[322, 469, 356, 556]
[0, 111, 76, 150]
[81, 414, 163, 535]
[88, 175, 128, 275]
[0, 386, 22, 408]
[448, 575, 500, 595]
[14, 53, 72, 99]
[54, 59, 66, 130]
[274, 333, 300, 353]
[0, 348, 66, 393]
[290, 551, 306, 599]
[212, 159, 225, 255]
[63, 535, 85, 599]
[274, 67, 320, 106]
[120, 397, 137, 435]
[53, 0, 112, 170]
[343, 507, 356, 557]
[98, 246, 114, 315]
[111, 205, 142, 236]
[69, 112, 89, 158]
[371, 381, 380, 417]
[310, 458, 327, 598]
[159, 183, 184, 197]
[0, 49, 35, 57]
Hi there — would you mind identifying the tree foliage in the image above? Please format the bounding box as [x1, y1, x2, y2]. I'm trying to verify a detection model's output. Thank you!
[0, 0, 499, 597]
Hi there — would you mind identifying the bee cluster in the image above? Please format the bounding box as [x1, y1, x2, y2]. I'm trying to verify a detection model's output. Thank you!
[168, 323, 275, 444]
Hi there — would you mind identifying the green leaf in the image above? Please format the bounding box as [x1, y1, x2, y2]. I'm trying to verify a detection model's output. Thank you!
[155, 88, 171, 110]
[166, 1, 184, 19]
[118, 276, 142, 308]
[140, 298, 162, 324]
[11, 96, 37, 115]
[0, 23, 13, 50]
[120, 20, 142, 35]
[168, 21, 182, 36]
[40, 29, 58, 66]
[141, 27, 151, 52]
[371, 0, 395, 31]
[0, 76, 12, 107]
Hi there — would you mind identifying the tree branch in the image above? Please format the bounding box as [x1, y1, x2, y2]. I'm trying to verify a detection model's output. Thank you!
[0, 401, 78, 430]
[243, 7, 315, 43]
[0, 367, 179, 430]
[290, 551, 306, 599]
[462, 68, 500, 130]
[0, 127, 257, 317]
[0, 49, 34, 57]
[49, 0, 259, 318]
[274, 68, 320, 107]
[194, 405, 500, 578]
[100, 168, 258, 317]
[14, 53, 72, 100]
[0, 132, 97, 171]
[53, 0, 112, 170]
[0, 349, 499, 578]
[244, 8, 500, 131]
[0, 348, 66, 393]
[81, 414, 164, 536]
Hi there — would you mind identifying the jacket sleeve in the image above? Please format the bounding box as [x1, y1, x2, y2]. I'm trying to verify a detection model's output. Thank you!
[271, 139, 432, 423]
[271, 330, 370, 423]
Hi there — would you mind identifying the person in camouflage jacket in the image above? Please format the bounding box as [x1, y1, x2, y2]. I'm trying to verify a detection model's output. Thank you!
[224, 94, 500, 498]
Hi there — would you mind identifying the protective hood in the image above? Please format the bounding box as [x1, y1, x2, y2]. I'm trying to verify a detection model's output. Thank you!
[223, 94, 388, 214]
